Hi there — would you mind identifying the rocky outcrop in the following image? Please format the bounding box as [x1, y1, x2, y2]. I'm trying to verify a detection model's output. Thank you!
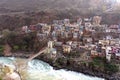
[0, 64, 21, 80]
[3, 72, 21, 80]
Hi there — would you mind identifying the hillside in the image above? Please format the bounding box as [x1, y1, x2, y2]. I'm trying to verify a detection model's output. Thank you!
[0, 0, 118, 13]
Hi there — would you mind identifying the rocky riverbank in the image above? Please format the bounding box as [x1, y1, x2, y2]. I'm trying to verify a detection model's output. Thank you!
[36, 54, 120, 80]
[1, 53, 120, 80]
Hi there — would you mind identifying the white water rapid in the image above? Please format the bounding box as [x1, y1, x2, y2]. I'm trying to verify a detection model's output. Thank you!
[0, 57, 104, 80]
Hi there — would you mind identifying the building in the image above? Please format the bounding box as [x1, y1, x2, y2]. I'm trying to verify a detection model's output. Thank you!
[50, 48, 57, 58]
[77, 18, 82, 25]
[29, 25, 37, 31]
[91, 50, 98, 57]
[105, 46, 112, 61]
[55, 42, 63, 47]
[73, 32, 78, 39]
[63, 45, 71, 53]
[92, 16, 102, 25]
[64, 19, 70, 24]
[22, 26, 28, 33]
[115, 48, 120, 59]
[47, 41, 57, 58]
[109, 25, 119, 33]
[48, 41, 53, 49]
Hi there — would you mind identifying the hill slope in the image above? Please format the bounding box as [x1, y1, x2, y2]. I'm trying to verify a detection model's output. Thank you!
[0, 0, 116, 13]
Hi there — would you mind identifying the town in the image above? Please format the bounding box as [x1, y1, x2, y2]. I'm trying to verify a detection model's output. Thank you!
[0, 15, 120, 80]
[20, 16, 120, 61]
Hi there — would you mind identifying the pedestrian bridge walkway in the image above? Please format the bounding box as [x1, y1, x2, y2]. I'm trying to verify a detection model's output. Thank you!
[16, 47, 48, 69]
[27, 47, 48, 62]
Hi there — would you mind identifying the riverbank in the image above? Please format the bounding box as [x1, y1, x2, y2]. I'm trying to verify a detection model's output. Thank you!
[36, 54, 120, 80]
[1, 53, 120, 80]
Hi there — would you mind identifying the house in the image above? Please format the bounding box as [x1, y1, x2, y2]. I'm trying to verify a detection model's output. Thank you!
[52, 31, 57, 37]
[65, 25, 70, 31]
[58, 20, 64, 25]
[79, 25, 84, 31]
[46, 41, 57, 58]
[71, 42, 78, 49]
[84, 37, 92, 43]
[64, 32, 69, 38]
[22, 26, 28, 33]
[109, 25, 119, 33]
[99, 40, 110, 45]
[85, 22, 92, 31]
[92, 16, 102, 25]
[115, 48, 120, 59]
[91, 50, 98, 57]
[64, 19, 70, 24]
[77, 18, 82, 25]
[69, 23, 79, 30]
[37, 33, 47, 40]
[53, 20, 59, 24]
[116, 53, 120, 59]
[48, 41, 54, 49]
[49, 48, 57, 58]
[118, 29, 120, 33]
[53, 37, 57, 42]
[55, 42, 63, 47]
[43, 31, 50, 36]
[29, 25, 37, 31]
[84, 18, 91, 22]
[63, 45, 71, 53]
[66, 41, 72, 46]
[42, 25, 51, 34]
[54, 24, 62, 31]
[105, 46, 112, 61]
[106, 35, 113, 40]
[47, 41, 57, 58]
[36, 23, 44, 32]
[73, 32, 78, 39]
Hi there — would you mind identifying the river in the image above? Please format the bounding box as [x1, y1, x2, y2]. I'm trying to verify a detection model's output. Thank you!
[0, 57, 104, 80]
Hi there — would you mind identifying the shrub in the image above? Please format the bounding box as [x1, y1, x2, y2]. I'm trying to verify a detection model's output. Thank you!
[104, 63, 119, 74]
[91, 56, 119, 74]
[0, 45, 4, 52]
[13, 45, 19, 51]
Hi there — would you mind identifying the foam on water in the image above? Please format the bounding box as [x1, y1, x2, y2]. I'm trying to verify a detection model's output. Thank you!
[0, 57, 104, 80]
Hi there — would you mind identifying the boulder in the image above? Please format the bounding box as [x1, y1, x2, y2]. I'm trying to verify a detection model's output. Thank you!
[3, 72, 21, 80]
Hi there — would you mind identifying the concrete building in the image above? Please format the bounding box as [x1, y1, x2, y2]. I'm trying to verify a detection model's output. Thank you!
[63, 45, 71, 53]
[92, 16, 102, 25]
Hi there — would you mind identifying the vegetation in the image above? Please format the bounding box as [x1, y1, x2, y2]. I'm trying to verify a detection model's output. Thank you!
[89, 56, 119, 74]
[0, 10, 120, 31]
[65, 51, 81, 58]
[0, 45, 4, 53]
[55, 57, 67, 66]
[104, 63, 119, 74]
[0, 30, 47, 53]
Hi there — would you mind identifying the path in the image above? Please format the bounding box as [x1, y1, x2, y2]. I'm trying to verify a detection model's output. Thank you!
[14, 47, 48, 70]
[27, 47, 48, 62]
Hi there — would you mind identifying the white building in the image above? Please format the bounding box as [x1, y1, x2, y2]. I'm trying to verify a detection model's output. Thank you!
[64, 19, 70, 24]
[105, 46, 112, 61]
[22, 26, 28, 33]
[106, 35, 113, 40]
[77, 18, 82, 25]
[48, 41, 53, 49]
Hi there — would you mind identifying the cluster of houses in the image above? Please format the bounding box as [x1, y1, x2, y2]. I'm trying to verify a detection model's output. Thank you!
[21, 16, 120, 61]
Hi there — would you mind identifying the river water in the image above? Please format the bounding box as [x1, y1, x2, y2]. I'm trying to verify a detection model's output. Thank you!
[0, 57, 104, 80]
